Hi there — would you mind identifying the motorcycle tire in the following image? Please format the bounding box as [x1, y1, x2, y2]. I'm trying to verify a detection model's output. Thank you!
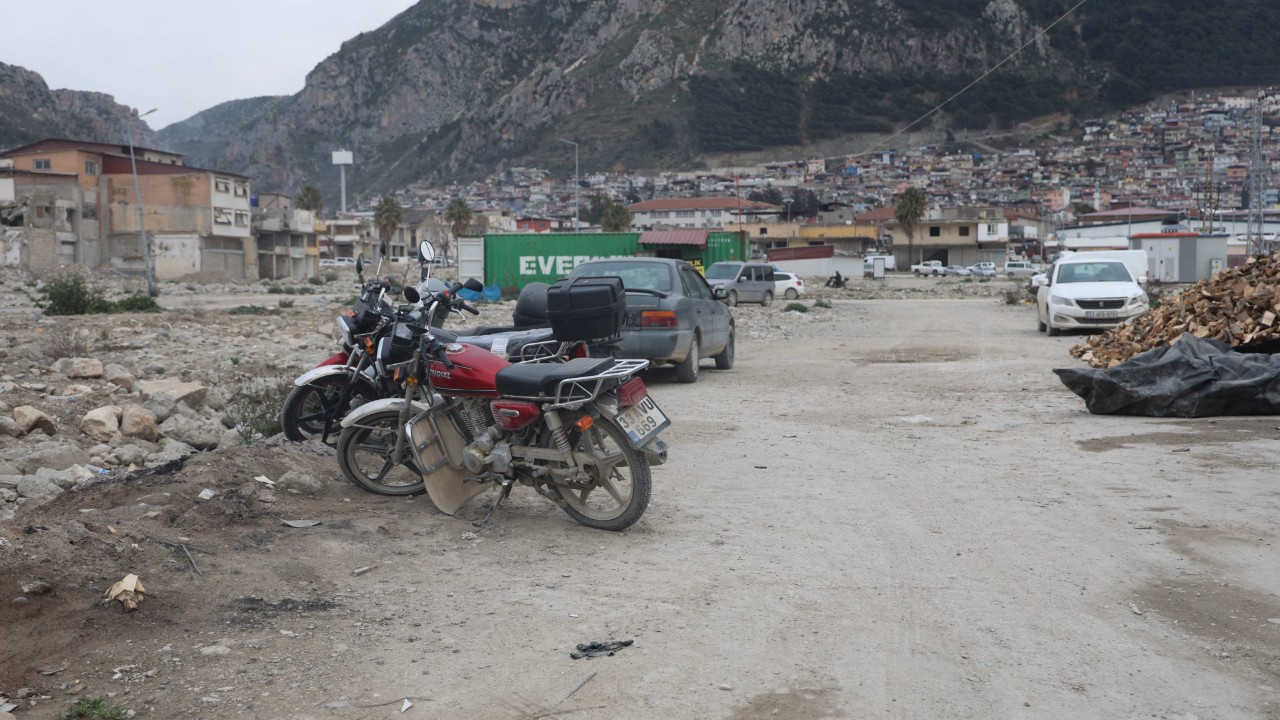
[545, 417, 651, 531]
[336, 409, 426, 496]
[280, 375, 378, 445]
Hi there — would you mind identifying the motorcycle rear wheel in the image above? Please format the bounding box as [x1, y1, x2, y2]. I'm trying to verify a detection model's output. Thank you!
[336, 409, 426, 496]
[281, 375, 377, 445]
[545, 417, 651, 531]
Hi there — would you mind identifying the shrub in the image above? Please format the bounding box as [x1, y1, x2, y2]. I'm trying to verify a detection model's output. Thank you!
[45, 330, 90, 360]
[813, 297, 832, 309]
[324, 271, 339, 283]
[1002, 288, 1022, 305]
[229, 305, 277, 316]
[109, 294, 161, 313]
[784, 302, 809, 313]
[307, 276, 326, 286]
[60, 696, 128, 720]
[278, 299, 295, 309]
[39, 271, 104, 315]
[226, 372, 292, 443]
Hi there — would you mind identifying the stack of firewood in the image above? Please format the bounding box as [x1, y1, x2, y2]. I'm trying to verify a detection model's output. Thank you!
[1071, 254, 1280, 368]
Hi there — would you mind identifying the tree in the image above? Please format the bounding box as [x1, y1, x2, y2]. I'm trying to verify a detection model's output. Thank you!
[602, 202, 631, 232]
[893, 186, 927, 265]
[296, 185, 323, 215]
[444, 198, 473, 263]
[373, 195, 403, 260]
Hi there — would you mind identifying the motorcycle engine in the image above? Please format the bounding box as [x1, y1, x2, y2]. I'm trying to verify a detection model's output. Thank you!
[458, 400, 511, 474]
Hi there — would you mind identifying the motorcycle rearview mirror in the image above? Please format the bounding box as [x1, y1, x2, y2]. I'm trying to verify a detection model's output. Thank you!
[355, 253, 365, 277]
[463, 277, 484, 292]
[419, 240, 436, 265]
[403, 285, 421, 304]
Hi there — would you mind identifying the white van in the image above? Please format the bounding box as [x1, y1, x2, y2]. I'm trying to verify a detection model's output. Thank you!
[863, 255, 896, 276]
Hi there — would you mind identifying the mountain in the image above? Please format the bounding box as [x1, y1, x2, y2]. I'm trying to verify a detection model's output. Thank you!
[158, 0, 1280, 200]
[0, 62, 158, 151]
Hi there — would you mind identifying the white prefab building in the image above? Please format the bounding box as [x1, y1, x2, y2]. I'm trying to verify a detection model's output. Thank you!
[627, 196, 780, 230]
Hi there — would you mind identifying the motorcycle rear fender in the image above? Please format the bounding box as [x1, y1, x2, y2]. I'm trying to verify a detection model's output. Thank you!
[339, 397, 437, 428]
[294, 365, 360, 387]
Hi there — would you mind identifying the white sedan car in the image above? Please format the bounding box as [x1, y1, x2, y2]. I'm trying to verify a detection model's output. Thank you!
[1036, 257, 1148, 336]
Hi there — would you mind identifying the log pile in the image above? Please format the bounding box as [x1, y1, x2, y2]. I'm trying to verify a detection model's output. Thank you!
[1071, 254, 1280, 368]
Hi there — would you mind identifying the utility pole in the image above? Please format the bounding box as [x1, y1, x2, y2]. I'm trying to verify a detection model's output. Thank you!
[557, 139, 579, 231]
[127, 108, 158, 297]
[1247, 93, 1269, 255]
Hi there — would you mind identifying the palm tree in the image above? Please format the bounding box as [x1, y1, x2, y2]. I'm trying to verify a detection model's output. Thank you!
[296, 185, 323, 214]
[373, 195, 402, 260]
[602, 202, 631, 232]
[444, 198, 473, 263]
[894, 186, 927, 265]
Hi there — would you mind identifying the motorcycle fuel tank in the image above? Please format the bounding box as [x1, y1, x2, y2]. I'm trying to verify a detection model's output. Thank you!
[429, 342, 508, 397]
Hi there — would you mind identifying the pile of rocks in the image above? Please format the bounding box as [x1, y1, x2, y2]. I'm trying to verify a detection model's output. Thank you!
[1071, 255, 1280, 368]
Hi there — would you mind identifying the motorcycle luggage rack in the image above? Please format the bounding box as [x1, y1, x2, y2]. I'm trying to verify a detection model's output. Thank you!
[513, 339, 567, 363]
[546, 358, 649, 409]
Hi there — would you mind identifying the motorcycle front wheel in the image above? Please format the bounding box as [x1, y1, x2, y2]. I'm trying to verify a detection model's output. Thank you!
[280, 375, 377, 445]
[336, 409, 426, 496]
[544, 417, 651, 531]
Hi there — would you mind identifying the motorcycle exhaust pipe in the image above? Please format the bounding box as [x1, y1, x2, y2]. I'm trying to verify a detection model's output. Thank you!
[641, 438, 669, 466]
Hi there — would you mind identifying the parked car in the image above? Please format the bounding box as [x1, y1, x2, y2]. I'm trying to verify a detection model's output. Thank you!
[967, 262, 996, 277]
[773, 271, 806, 299]
[911, 260, 945, 276]
[319, 259, 337, 268]
[704, 261, 778, 306]
[1004, 260, 1039, 278]
[333, 257, 357, 267]
[1035, 256, 1148, 336]
[567, 258, 734, 383]
[944, 265, 973, 277]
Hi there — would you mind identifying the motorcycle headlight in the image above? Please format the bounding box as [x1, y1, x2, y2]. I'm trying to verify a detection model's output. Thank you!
[1050, 295, 1075, 307]
[336, 316, 355, 347]
[1129, 294, 1148, 308]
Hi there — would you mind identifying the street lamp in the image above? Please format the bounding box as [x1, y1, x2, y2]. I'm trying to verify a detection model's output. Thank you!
[128, 108, 158, 297]
[557, 138, 579, 232]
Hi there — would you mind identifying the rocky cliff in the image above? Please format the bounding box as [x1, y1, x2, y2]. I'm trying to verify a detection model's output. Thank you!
[156, 0, 1280, 198]
[0, 62, 158, 151]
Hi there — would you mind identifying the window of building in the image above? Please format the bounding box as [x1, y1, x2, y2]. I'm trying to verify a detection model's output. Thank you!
[214, 208, 233, 225]
[651, 211, 669, 218]
[34, 159, 51, 170]
[986, 224, 996, 234]
[758, 227, 768, 236]
[233, 181, 248, 197]
[929, 226, 941, 237]
[959, 226, 970, 237]
[85, 161, 98, 176]
[234, 211, 249, 227]
[675, 210, 695, 218]
[214, 178, 231, 194]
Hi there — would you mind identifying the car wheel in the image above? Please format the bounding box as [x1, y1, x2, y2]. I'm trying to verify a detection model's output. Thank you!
[714, 326, 734, 370]
[784, 288, 798, 300]
[1037, 315, 1046, 333]
[675, 334, 699, 383]
[726, 290, 738, 307]
[761, 291, 773, 307]
[1047, 322, 1061, 337]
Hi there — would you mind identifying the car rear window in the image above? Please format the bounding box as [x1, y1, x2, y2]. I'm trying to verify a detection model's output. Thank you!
[705, 263, 741, 280]
[570, 261, 672, 292]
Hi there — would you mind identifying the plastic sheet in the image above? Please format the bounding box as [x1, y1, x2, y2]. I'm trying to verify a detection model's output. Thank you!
[1055, 332, 1280, 417]
[457, 282, 502, 303]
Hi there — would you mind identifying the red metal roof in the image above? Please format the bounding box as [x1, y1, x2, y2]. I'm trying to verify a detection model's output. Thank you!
[639, 229, 708, 246]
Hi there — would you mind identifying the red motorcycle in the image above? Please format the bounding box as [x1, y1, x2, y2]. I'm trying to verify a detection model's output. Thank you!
[335, 269, 669, 531]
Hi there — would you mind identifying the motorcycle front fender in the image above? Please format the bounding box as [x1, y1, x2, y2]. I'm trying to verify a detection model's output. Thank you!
[339, 397, 437, 428]
[294, 364, 359, 387]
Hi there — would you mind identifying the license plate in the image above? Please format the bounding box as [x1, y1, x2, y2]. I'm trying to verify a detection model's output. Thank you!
[615, 395, 670, 447]
[1085, 310, 1119, 319]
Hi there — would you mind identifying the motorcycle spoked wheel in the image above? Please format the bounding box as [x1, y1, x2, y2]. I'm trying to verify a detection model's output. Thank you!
[336, 409, 426, 496]
[542, 417, 651, 531]
[280, 375, 377, 445]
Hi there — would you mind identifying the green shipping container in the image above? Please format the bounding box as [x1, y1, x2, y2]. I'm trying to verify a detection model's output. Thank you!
[672, 231, 748, 274]
[482, 233, 641, 289]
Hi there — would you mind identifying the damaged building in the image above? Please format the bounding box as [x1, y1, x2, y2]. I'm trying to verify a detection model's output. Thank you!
[0, 138, 272, 281]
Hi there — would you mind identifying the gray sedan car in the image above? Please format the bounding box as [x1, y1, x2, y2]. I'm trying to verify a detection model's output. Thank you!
[567, 258, 734, 383]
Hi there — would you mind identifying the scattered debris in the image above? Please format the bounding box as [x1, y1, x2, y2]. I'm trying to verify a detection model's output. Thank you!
[105, 574, 147, 611]
[254, 475, 276, 486]
[899, 415, 933, 424]
[281, 519, 321, 528]
[1129, 603, 1143, 615]
[401, 698, 413, 713]
[570, 639, 633, 659]
[197, 488, 217, 501]
[352, 565, 378, 577]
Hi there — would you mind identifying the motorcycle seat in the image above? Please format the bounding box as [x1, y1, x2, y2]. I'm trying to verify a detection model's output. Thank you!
[495, 357, 616, 399]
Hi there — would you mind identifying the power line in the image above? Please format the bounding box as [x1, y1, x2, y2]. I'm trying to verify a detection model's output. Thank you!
[858, 0, 1090, 159]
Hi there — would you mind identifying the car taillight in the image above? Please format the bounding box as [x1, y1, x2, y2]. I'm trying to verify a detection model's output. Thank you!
[617, 377, 647, 407]
[491, 400, 542, 431]
[640, 310, 678, 328]
[797, 279, 804, 286]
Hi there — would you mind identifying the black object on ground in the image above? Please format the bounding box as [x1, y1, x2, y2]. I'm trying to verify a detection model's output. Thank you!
[1055, 332, 1280, 417]
[570, 639, 634, 659]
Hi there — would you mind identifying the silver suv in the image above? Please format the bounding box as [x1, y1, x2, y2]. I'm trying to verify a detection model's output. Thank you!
[1003, 260, 1039, 278]
[704, 261, 777, 306]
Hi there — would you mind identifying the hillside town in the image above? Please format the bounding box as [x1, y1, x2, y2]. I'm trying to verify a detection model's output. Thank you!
[3, 90, 1280, 286]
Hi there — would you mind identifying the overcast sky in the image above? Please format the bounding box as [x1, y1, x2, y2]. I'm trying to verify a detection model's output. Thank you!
[2, 0, 417, 129]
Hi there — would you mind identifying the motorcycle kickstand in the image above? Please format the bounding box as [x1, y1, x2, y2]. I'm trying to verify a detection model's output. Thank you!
[474, 481, 513, 528]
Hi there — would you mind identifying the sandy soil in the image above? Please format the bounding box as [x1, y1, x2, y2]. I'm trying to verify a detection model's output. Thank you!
[2, 290, 1279, 720]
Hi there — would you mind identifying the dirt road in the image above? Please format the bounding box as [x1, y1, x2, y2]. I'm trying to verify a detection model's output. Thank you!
[3, 297, 1278, 719]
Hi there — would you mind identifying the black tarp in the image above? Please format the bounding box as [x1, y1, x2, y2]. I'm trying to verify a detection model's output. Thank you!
[1055, 333, 1280, 417]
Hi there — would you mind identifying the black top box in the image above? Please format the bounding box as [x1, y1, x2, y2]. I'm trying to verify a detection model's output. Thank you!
[546, 276, 625, 341]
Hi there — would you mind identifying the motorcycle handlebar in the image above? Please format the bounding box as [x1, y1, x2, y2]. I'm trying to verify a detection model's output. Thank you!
[460, 302, 480, 315]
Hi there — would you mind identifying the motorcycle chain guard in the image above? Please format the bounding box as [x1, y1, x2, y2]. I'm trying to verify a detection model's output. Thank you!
[409, 408, 490, 515]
